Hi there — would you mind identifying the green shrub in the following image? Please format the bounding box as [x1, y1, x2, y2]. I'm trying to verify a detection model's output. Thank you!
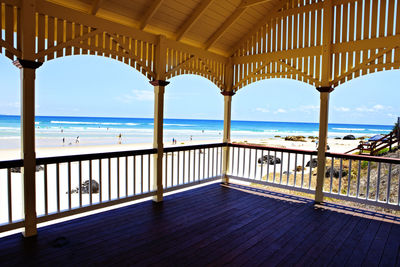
[376, 147, 389, 156]
[361, 160, 368, 169]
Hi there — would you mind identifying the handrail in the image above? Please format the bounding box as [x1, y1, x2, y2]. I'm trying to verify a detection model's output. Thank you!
[326, 151, 400, 164]
[0, 159, 23, 169]
[228, 142, 318, 155]
[36, 148, 157, 165]
[164, 142, 227, 153]
[2, 143, 398, 167]
[349, 130, 399, 155]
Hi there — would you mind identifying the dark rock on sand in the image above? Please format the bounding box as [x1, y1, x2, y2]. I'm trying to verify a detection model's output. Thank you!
[71, 180, 99, 194]
[285, 136, 306, 142]
[343, 135, 356, 140]
[258, 155, 281, 165]
[10, 165, 44, 173]
[325, 167, 348, 178]
[306, 158, 318, 168]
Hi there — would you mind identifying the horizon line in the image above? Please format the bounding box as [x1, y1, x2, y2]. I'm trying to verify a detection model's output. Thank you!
[0, 114, 395, 127]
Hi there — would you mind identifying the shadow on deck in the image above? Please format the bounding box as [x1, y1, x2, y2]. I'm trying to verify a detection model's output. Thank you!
[1, 183, 400, 266]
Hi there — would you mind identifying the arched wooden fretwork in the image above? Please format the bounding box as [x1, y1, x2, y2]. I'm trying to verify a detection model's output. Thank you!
[0, 1, 156, 80]
[3, 0, 398, 93]
[231, 0, 400, 91]
[164, 47, 227, 90]
[0, 1, 228, 91]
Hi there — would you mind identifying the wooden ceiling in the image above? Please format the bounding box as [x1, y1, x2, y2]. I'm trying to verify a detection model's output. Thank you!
[47, 0, 282, 56]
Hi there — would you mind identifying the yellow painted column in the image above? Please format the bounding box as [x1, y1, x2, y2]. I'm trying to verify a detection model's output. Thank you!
[13, 60, 42, 237]
[221, 90, 234, 183]
[315, 86, 334, 204]
[13, 0, 42, 237]
[151, 80, 169, 202]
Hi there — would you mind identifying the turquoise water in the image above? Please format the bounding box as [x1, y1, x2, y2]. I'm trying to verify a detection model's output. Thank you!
[0, 115, 393, 148]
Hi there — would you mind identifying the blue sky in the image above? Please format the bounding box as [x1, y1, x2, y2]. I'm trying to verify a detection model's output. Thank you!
[0, 55, 399, 125]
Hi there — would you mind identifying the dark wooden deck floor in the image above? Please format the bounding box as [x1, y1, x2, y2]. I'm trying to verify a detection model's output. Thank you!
[1, 183, 400, 266]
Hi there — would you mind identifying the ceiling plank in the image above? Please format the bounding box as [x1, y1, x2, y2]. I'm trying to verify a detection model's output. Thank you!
[205, 5, 247, 50]
[176, 0, 215, 41]
[90, 0, 104, 15]
[140, 0, 165, 30]
[239, 0, 273, 8]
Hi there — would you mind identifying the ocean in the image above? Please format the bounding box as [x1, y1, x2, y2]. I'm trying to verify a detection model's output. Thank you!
[0, 115, 393, 149]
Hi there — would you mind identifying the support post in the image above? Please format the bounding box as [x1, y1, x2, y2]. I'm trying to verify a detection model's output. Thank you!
[315, 0, 333, 204]
[151, 80, 169, 202]
[151, 35, 167, 202]
[13, 0, 42, 237]
[221, 90, 234, 183]
[315, 86, 334, 204]
[221, 57, 234, 183]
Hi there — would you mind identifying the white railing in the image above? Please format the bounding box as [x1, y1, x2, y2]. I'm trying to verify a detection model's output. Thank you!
[227, 143, 400, 211]
[0, 148, 157, 232]
[227, 143, 318, 195]
[163, 143, 223, 192]
[1, 142, 399, 234]
[324, 152, 400, 210]
[0, 144, 223, 233]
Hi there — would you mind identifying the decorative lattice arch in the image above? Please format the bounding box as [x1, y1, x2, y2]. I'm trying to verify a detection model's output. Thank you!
[0, 0, 399, 91]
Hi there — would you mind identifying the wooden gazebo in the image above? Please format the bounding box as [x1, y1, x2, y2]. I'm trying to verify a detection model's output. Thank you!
[1, 0, 399, 242]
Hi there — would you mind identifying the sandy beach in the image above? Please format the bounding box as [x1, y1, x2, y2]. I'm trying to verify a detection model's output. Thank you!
[0, 136, 360, 160]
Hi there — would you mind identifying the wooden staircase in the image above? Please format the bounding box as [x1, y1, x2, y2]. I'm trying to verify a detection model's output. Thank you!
[345, 131, 399, 155]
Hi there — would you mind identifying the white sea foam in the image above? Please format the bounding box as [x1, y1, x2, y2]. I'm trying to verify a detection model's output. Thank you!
[369, 129, 391, 132]
[51, 121, 123, 125]
[126, 123, 139, 126]
[0, 136, 19, 139]
[164, 124, 195, 127]
[0, 127, 19, 130]
[332, 128, 365, 131]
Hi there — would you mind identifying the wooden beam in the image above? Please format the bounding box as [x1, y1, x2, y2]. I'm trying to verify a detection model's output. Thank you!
[0, 39, 21, 58]
[164, 38, 228, 63]
[205, 4, 247, 50]
[35, 29, 101, 59]
[140, 0, 164, 30]
[233, 60, 267, 89]
[277, 60, 321, 85]
[233, 46, 321, 64]
[333, 46, 398, 84]
[199, 58, 224, 85]
[90, 0, 103, 15]
[332, 35, 400, 53]
[239, 0, 272, 8]
[176, 0, 215, 41]
[36, 0, 157, 44]
[165, 55, 196, 77]
[0, 0, 21, 6]
[35, 0, 227, 63]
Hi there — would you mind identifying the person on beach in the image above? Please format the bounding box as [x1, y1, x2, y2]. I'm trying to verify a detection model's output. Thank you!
[62, 137, 65, 145]
[190, 136, 193, 141]
[75, 136, 79, 144]
[118, 133, 122, 144]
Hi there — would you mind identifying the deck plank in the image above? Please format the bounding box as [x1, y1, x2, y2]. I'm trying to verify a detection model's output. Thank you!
[0, 183, 399, 266]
